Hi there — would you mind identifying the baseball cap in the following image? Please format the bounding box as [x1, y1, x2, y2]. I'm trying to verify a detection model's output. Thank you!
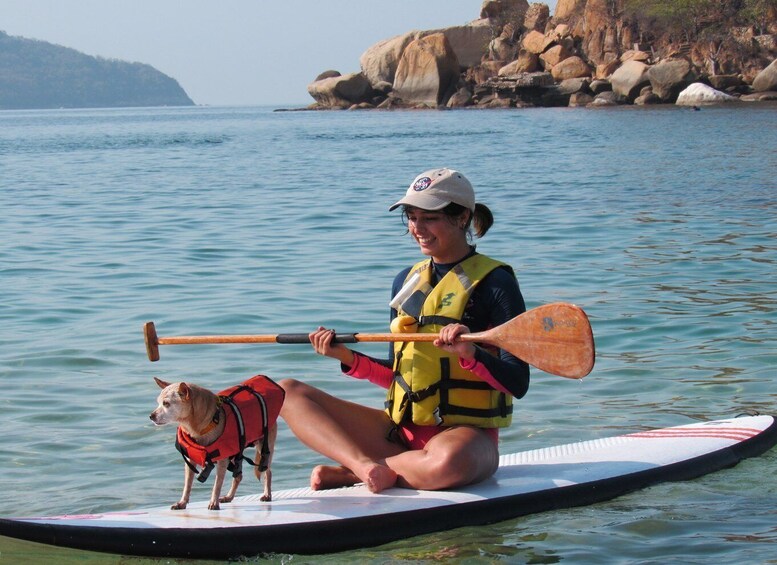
[389, 168, 475, 212]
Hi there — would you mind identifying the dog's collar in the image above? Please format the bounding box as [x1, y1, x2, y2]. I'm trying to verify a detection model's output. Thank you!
[197, 397, 223, 436]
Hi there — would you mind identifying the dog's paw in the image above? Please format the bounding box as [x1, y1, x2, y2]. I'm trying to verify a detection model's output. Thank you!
[260, 494, 272, 502]
[219, 495, 235, 504]
[208, 502, 221, 510]
[171, 502, 188, 510]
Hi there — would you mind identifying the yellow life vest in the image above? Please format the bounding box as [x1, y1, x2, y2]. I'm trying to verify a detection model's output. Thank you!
[385, 254, 513, 428]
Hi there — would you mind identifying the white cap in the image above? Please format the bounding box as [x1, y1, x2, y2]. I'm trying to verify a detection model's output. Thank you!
[389, 168, 475, 212]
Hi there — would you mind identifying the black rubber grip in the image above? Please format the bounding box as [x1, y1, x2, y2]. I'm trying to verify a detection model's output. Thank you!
[275, 333, 358, 344]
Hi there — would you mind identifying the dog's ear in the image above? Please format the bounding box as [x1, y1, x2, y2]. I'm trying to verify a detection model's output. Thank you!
[177, 382, 191, 401]
[154, 377, 170, 389]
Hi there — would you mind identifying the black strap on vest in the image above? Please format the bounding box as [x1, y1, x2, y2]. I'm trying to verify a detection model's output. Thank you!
[418, 315, 459, 327]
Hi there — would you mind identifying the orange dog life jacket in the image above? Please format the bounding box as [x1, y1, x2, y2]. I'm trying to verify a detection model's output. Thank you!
[175, 375, 285, 482]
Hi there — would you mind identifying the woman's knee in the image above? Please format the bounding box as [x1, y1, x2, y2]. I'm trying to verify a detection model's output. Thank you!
[277, 378, 315, 414]
[277, 378, 304, 395]
[425, 432, 498, 487]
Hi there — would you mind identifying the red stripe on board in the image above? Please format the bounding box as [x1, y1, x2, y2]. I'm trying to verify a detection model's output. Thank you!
[628, 427, 760, 441]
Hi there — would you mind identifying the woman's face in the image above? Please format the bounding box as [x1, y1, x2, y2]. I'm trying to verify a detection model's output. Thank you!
[405, 207, 469, 263]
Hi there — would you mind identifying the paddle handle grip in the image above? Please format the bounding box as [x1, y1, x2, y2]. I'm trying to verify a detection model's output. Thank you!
[276, 333, 356, 344]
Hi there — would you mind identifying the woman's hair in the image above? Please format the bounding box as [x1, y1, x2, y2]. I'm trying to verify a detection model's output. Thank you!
[402, 202, 494, 238]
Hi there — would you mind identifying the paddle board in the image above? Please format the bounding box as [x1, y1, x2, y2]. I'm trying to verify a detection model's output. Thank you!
[1, 414, 775, 559]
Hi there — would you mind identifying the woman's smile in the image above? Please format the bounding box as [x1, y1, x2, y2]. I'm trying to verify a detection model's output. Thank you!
[406, 207, 470, 264]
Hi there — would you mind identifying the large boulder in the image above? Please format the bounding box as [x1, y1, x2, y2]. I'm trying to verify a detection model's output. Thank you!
[610, 60, 651, 101]
[676, 83, 738, 105]
[489, 26, 520, 63]
[647, 58, 698, 102]
[393, 33, 461, 107]
[540, 44, 571, 69]
[551, 55, 592, 80]
[498, 49, 540, 74]
[438, 20, 495, 68]
[360, 32, 423, 87]
[752, 59, 777, 92]
[569, 91, 594, 107]
[480, 0, 530, 20]
[590, 91, 620, 106]
[307, 72, 373, 108]
[740, 91, 777, 101]
[554, 0, 584, 20]
[522, 30, 555, 54]
[446, 86, 474, 108]
[524, 3, 550, 32]
[360, 21, 493, 88]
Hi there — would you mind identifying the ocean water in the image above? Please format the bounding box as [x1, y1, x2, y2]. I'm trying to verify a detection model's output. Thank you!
[1, 104, 775, 564]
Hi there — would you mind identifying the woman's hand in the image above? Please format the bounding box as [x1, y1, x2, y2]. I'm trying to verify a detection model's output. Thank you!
[434, 323, 476, 361]
[309, 327, 355, 366]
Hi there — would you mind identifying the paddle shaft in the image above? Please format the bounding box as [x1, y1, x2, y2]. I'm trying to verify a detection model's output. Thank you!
[144, 302, 595, 378]
[145, 325, 486, 356]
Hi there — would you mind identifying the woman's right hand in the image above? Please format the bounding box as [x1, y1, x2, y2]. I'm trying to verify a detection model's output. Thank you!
[309, 327, 354, 365]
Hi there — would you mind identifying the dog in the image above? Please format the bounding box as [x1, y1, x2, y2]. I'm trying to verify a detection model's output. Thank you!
[150, 374, 285, 510]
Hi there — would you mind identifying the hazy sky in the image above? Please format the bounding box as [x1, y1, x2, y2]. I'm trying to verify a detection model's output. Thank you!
[0, 0, 556, 107]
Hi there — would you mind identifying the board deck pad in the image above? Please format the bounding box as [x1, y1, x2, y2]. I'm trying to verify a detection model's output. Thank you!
[2, 415, 775, 558]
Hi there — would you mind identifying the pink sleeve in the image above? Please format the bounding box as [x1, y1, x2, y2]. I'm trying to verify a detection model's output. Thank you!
[344, 353, 394, 389]
[460, 357, 512, 395]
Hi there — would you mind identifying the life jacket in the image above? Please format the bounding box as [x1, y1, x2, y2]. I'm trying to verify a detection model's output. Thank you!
[385, 254, 513, 428]
[175, 375, 285, 483]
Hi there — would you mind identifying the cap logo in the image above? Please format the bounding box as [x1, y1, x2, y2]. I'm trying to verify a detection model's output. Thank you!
[412, 177, 432, 191]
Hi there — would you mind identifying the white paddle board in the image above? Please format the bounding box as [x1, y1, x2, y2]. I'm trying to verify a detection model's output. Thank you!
[1, 414, 775, 558]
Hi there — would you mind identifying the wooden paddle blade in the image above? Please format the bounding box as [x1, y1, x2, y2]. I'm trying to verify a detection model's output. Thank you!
[473, 303, 595, 379]
[144, 322, 160, 362]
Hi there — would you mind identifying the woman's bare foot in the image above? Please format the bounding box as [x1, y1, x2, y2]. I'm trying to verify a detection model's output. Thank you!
[310, 462, 398, 493]
[310, 465, 359, 490]
[357, 461, 398, 493]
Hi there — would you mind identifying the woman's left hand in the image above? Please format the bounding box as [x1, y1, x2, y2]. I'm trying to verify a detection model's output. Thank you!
[434, 323, 476, 361]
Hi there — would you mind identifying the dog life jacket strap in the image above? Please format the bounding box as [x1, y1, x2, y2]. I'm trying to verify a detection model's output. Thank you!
[174, 438, 218, 483]
[222, 385, 272, 473]
[232, 385, 272, 472]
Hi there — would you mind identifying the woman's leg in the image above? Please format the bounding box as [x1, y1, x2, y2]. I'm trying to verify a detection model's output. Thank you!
[385, 426, 499, 490]
[278, 378, 406, 492]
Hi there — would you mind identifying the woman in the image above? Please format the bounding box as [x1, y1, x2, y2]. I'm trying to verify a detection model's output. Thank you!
[279, 168, 529, 493]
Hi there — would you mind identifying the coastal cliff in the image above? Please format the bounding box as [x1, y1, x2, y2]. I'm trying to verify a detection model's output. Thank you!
[307, 0, 777, 108]
[0, 31, 194, 109]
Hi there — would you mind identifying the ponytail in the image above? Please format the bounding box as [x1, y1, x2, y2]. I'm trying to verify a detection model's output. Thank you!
[472, 203, 494, 238]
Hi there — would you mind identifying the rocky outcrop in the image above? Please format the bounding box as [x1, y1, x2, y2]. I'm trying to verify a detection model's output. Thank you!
[307, 72, 374, 108]
[392, 34, 461, 107]
[307, 0, 777, 109]
[359, 21, 493, 88]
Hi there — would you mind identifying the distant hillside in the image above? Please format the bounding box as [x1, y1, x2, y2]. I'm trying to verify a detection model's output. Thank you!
[0, 31, 194, 109]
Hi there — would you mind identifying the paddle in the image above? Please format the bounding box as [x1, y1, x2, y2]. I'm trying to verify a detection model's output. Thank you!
[144, 302, 595, 378]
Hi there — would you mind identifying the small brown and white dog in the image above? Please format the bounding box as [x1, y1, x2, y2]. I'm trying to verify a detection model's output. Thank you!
[150, 375, 285, 510]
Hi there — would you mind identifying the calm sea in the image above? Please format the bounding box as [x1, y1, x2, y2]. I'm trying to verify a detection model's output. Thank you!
[1, 104, 775, 564]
